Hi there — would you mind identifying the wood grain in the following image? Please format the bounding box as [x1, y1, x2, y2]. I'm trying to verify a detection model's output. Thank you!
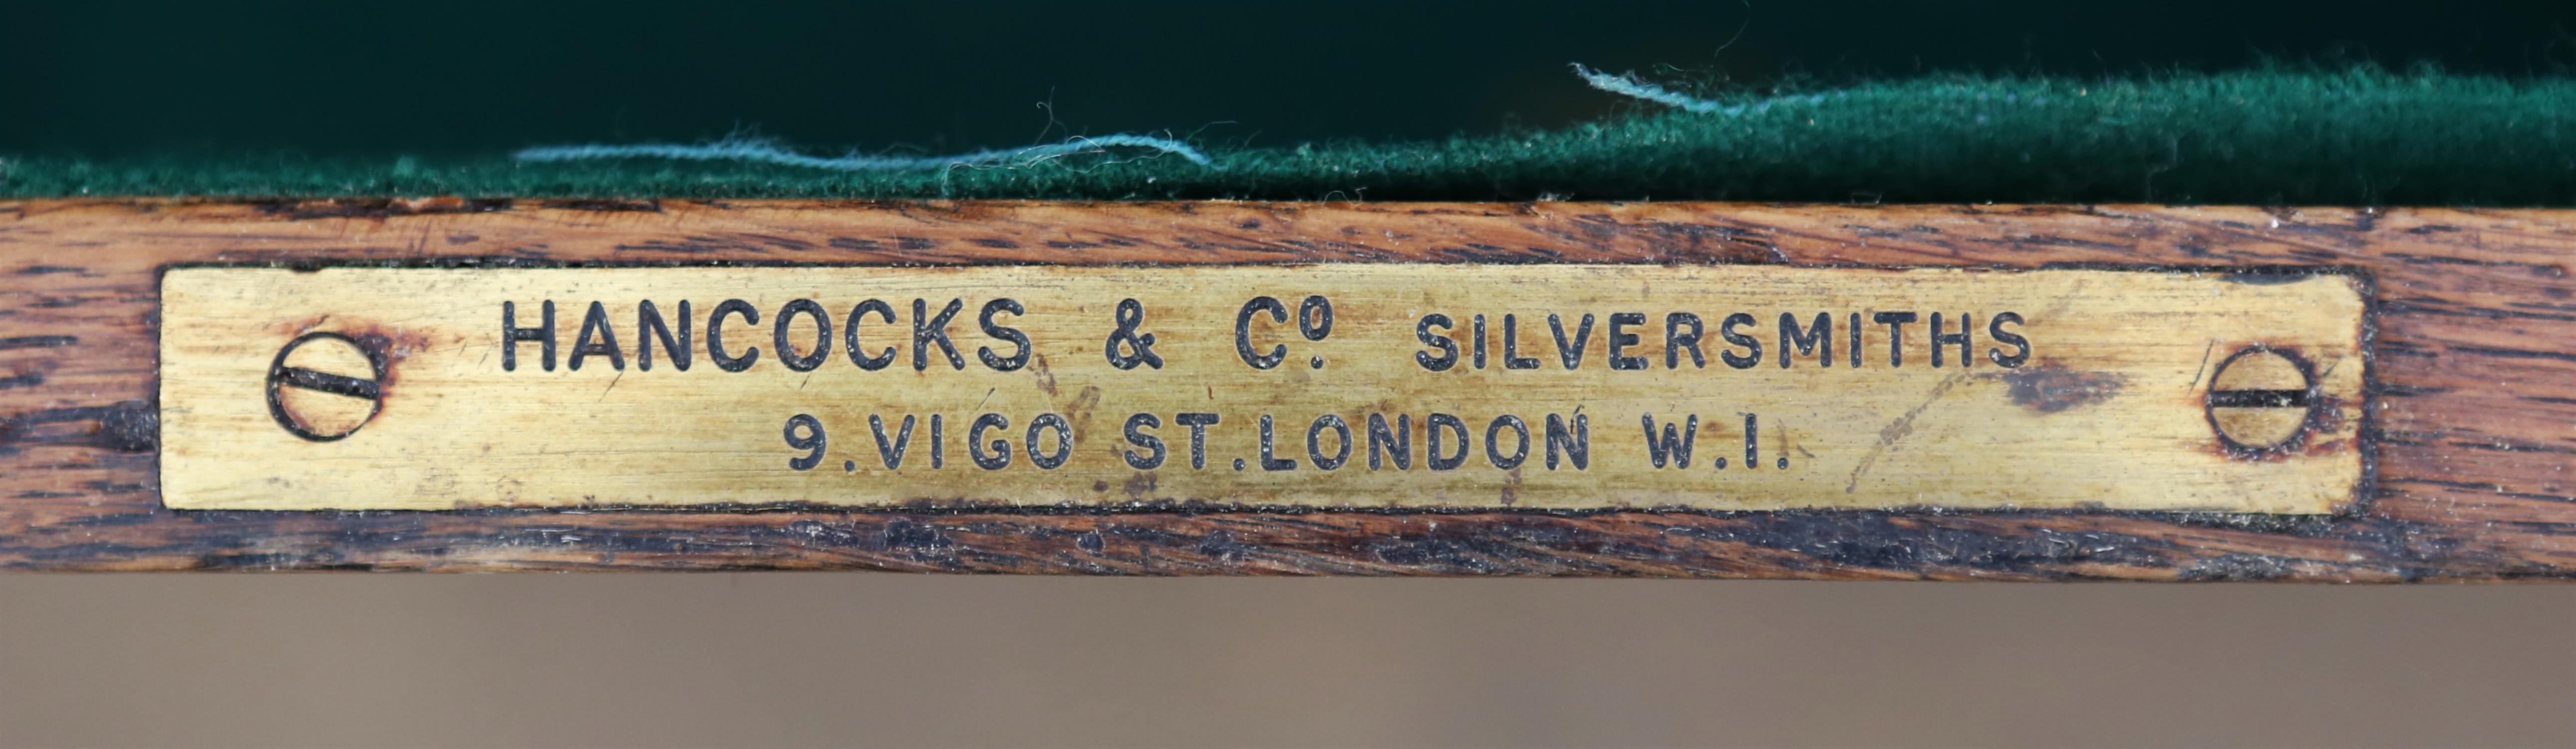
[2, 198, 2570, 579]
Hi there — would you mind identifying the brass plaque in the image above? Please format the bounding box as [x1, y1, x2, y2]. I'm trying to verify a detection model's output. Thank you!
[158, 265, 2368, 512]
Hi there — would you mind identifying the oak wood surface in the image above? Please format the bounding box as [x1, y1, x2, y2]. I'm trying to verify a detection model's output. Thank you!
[3, 198, 2570, 579]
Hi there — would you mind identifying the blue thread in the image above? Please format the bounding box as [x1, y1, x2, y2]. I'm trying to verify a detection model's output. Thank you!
[513, 133, 1215, 170]
[1571, 63, 1835, 115]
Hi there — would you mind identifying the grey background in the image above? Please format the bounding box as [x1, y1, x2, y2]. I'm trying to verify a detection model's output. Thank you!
[5, 577, 2573, 748]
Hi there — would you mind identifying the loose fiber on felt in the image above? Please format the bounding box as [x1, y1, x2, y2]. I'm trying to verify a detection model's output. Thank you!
[512, 133, 1215, 172]
[1572, 63, 1838, 115]
[5, 69, 2574, 205]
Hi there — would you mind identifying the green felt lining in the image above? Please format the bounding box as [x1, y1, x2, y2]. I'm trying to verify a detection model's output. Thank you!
[6, 70, 2574, 205]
